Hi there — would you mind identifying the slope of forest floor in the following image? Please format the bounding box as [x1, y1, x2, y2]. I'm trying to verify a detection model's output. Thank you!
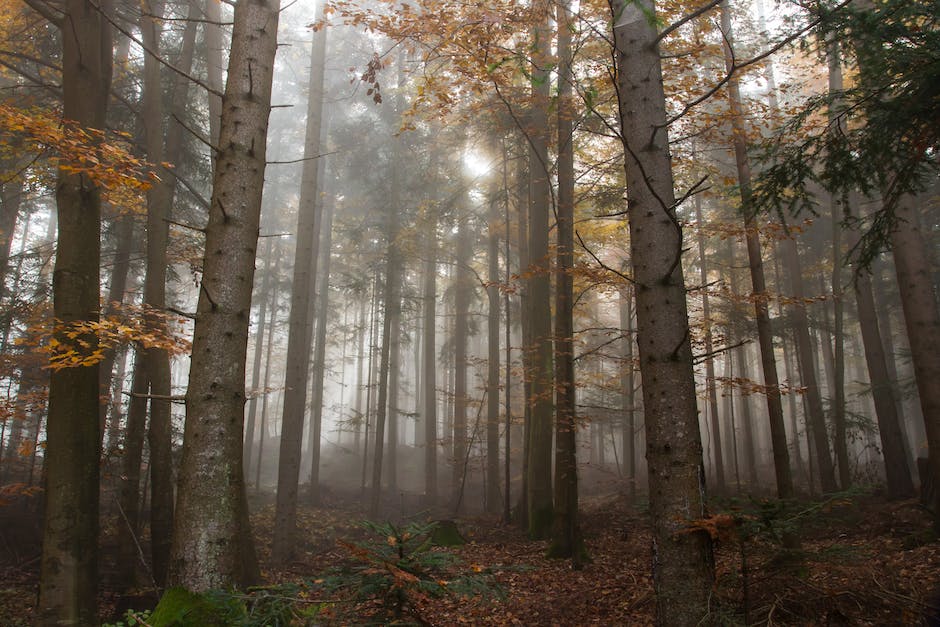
[0, 489, 938, 625]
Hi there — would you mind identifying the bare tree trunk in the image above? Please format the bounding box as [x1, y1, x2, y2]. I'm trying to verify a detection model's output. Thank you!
[255, 269, 280, 494]
[611, 1, 713, 622]
[550, 0, 581, 563]
[450, 209, 471, 514]
[525, 0, 555, 539]
[486, 151, 501, 514]
[273, 10, 327, 561]
[694, 196, 724, 493]
[38, 0, 111, 621]
[169, 0, 279, 588]
[140, 0, 174, 584]
[891, 197, 940, 527]
[719, 0, 793, 500]
[422, 217, 438, 505]
[245, 236, 274, 480]
[308, 192, 334, 504]
[619, 287, 637, 502]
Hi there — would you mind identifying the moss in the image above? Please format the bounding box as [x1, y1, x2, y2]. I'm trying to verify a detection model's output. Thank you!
[149, 587, 230, 627]
[430, 520, 466, 546]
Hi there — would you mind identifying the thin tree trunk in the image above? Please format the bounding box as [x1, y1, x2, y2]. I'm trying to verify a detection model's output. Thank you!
[308, 191, 334, 504]
[422, 218, 438, 505]
[719, 0, 793, 500]
[550, 0, 581, 563]
[273, 10, 327, 562]
[255, 269, 280, 494]
[450, 210, 471, 514]
[694, 196, 724, 493]
[486, 152, 501, 514]
[245, 236, 274, 480]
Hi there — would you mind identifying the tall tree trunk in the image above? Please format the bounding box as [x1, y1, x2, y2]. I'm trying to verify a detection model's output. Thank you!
[781, 234, 838, 492]
[272, 10, 327, 562]
[422, 217, 438, 505]
[611, 1, 713, 622]
[694, 196, 724, 493]
[245, 236, 274, 480]
[140, 0, 174, 585]
[515, 148, 531, 529]
[891, 197, 940, 527]
[450, 210, 471, 514]
[486, 153, 501, 514]
[308, 191, 334, 504]
[38, 0, 111, 622]
[525, 0, 555, 539]
[550, 0, 581, 563]
[619, 287, 637, 502]
[719, 0, 793, 500]
[854, 266, 915, 497]
[255, 269, 280, 494]
[736, 345, 759, 487]
[168, 0, 279, 589]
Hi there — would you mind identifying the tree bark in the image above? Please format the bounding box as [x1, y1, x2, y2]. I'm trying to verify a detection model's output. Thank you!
[550, 0, 582, 563]
[719, 0, 793, 499]
[611, 1, 713, 622]
[38, 0, 111, 622]
[694, 196, 725, 493]
[308, 190, 334, 504]
[891, 197, 940, 527]
[525, 0, 555, 539]
[422, 216, 438, 505]
[273, 10, 327, 561]
[486, 150, 501, 514]
[168, 0, 279, 589]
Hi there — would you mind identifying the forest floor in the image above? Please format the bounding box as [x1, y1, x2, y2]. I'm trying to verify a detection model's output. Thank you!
[1, 488, 939, 625]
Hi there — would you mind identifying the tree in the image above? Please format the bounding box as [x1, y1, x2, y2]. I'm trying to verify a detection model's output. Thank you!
[36, 0, 111, 622]
[549, 0, 581, 563]
[168, 0, 280, 590]
[610, 1, 714, 622]
[718, 0, 795, 499]
[273, 7, 328, 562]
[524, 0, 555, 540]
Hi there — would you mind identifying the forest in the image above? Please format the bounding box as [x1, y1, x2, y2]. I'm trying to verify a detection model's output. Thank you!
[0, 0, 938, 624]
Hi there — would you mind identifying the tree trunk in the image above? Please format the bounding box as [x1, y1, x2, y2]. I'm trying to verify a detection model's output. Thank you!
[611, 1, 713, 622]
[168, 0, 279, 589]
[272, 10, 327, 562]
[308, 190, 334, 504]
[781, 234, 838, 493]
[140, 0, 174, 585]
[620, 287, 637, 501]
[891, 197, 940, 527]
[550, 0, 581, 563]
[525, 0, 555, 539]
[245, 236, 274, 480]
[719, 0, 793, 500]
[422, 217, 438, 505]
[486, 152, 501, 514]
[450, 209, 471, 514]
[38, 0, 111, 622]
[694, 196, 724, 493]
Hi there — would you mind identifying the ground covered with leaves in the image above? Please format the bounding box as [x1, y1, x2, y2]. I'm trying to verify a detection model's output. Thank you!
[1, 489, 938, 625]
